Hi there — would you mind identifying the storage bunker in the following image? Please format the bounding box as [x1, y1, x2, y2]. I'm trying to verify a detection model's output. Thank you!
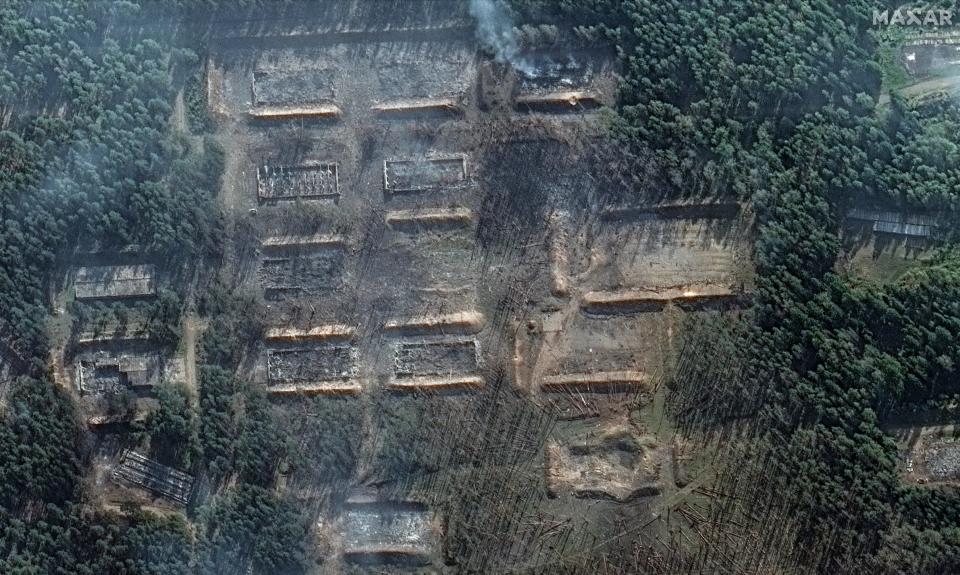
[383, 311, 484, 336]
[390, 337, 482, 391]
[257, 163, 340, 202]
[74, 265, 157, 301]
[386, 207, 473, 232]
[339, 501, 441, 565]
[547, 425, 665, 502]
[112, 449, 194, 506]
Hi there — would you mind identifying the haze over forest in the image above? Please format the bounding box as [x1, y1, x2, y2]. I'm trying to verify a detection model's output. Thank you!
[1, 1, 960, 574]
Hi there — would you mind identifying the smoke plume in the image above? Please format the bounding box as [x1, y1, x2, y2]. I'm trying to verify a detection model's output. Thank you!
[469, 0, 534, 75]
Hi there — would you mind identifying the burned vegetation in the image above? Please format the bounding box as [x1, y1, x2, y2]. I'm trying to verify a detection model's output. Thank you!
[195, 2, 755, 572]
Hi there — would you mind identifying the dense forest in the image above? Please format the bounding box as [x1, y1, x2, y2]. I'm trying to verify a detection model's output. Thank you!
[0, 1, 312, 573]
[2, 0, 960, 573]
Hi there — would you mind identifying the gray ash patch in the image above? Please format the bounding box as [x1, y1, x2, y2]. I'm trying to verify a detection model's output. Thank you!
[252, 68, 336, 106]
[384, 157, 466, 193]
[921, 439, 960, 481]
[395, 339, 479, 378]
[259, 251, 345, 300]
[517, 51, 599, 92]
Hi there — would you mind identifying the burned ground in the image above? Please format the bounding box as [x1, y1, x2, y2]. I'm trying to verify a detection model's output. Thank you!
[181, 5, 755, 572]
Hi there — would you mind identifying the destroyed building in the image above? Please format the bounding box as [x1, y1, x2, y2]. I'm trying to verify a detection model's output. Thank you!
[335, 499, 441, 566]
[112, 450, 194, 506]
[257, 163, 340, 202]
[76, 352, 164, 395]
[383, 156, 467, 193]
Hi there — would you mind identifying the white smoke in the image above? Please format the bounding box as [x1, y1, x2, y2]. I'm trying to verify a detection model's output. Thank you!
[469, 0, 535, 75]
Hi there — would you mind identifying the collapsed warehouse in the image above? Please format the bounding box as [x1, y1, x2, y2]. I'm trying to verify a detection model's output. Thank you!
[257, 163, 340, 202]
[76, 353, 163, 395]
[112, 450, 195, 506]
[511, 49, 613, 112]
[67, 338, 185, 427]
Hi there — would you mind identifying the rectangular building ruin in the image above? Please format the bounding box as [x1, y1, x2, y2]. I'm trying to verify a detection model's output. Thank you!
[375, 51, 472, 99]
[514, 309, 668, 397]
[75, 265, 157, 301]
[383, 156, 466, 193]
[580, 217, 750, 294]
[76, 353, 163, 395]
[257, 163, 340, 201]
[112, 450, 194, 505]
[913, 438, 960, 484]
[395, 339, 479, 377]
[266, 345, 359, 395]
[258, 247, 345, 301]
[513, 49, 612, 112]
[341, 502, 439, 565]
[390, 338, 481, 391]
[517, 51, 602, 93]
